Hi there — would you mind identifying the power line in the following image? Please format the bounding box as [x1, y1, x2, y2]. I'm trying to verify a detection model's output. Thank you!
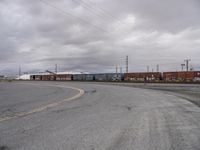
[77, 0, 137, 38]
[72, 0, 113, 24]
[39, 0, 133, 45]
[39, 0, 108, 33]
[82, 0, 125, 26]
[79, 0, 123, 25]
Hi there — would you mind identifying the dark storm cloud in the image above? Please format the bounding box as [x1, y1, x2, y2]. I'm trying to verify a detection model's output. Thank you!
[0, 0, 200, 74]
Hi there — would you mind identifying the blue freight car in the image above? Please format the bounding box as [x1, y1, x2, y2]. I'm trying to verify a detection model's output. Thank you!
[72, 74, 86, 81]
[106, 73, 124, 81]
[72, 73, 124, 81]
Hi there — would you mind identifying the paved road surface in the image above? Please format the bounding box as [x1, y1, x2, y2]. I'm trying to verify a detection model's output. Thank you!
[97, 82, 200, 106]
[0, 81, 200, 150]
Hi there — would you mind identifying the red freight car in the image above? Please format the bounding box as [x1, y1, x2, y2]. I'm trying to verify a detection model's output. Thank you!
[30, 74, 72, 81]
[163, 71, 200, 81]
[163, 72, 178, 81]
[124, 72, 161, 81]
[56, 74, 72, 81]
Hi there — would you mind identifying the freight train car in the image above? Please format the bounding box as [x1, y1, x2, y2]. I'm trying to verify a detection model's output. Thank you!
[72, 74, 95, 81]
[30, 74, 55, 81]
[72, 74, 86, 81]
[85, 74, 95, 81]
[30, 74, 72, 81]
[106, 73, 124, 81]
[30, 75, 43, 80]
[162, 72, 178, 81]
[193, 71, 200, 81]
[30, 71, 200, 82]
[93, 73, 123, 81]
[93, 74, 107, 81]
[163, 71, 200, 82]
[42, 75, 56, 81]
[72, 73, 123, 81]
[56, 74, 72, 81]
[124, 72, 162, 82]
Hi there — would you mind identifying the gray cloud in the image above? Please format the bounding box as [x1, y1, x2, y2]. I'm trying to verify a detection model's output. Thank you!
[0, 0, 200, 75]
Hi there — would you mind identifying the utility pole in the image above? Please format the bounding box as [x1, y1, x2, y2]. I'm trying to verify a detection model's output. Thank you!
[184, 59, 191, 71]
[126, 55, 128, 73]
[120, 66, 122, 74]
[116, 65, 118, 80]
[156, 64, 159, 72]
[147, 65, 149, 72]
[190, 65, 194, 71]
[116, 66, 118, 74]
[55, 64, 57, 74]
[18, 65, 21, 79]
[181, 64, 185, 71]
[120, 66, 122, 81]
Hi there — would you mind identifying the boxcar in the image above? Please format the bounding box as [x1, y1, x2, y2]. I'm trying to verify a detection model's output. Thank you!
[163, 71, 200, 82]
[124, 72, 161, 81]
[93, 74, 107, 81]
[56, 74, 72, 81]
[72, 74, 86, 81]
[106, 73, 123, 81]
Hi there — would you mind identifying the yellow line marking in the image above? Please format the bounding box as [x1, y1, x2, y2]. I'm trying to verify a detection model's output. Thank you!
[0, 83, 85, 123]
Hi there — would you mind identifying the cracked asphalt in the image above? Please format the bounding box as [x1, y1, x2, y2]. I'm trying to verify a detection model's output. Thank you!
[0, 81, 200, 150]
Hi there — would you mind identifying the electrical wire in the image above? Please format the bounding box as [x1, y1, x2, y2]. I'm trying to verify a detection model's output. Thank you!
[71, 0, 111, 24]
[79, 0, 126, 26]
[39, 0, 108, 33]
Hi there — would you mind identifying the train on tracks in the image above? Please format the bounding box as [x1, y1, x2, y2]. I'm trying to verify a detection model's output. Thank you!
[30, 71, 200, 83]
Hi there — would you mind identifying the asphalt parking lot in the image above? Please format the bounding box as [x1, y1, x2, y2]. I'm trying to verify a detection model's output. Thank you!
[0, 81, 200, 150]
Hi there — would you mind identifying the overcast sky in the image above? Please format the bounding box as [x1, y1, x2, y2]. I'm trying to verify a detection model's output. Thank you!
[0, 0, 200, 74]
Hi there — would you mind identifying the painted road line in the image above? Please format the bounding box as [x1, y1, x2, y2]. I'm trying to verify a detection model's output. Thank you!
[0, 83, 85, 123]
